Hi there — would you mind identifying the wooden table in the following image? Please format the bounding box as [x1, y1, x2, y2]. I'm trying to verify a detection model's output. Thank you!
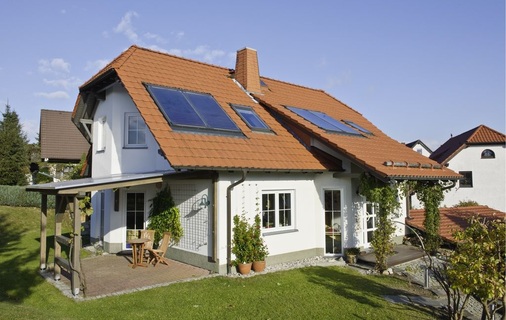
[127, 238, 149, 268]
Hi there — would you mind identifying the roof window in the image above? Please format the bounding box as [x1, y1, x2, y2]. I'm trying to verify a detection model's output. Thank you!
[147, 84, 241, 136]
[286, 106, 361, 136]
[232, 104, 270, 132]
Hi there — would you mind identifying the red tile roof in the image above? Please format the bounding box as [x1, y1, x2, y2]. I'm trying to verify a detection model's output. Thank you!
[40, 109, 90, 162]
[73, 45, 461, 179]
[430, 125, 506, 164]
[407, 206, 506, 242]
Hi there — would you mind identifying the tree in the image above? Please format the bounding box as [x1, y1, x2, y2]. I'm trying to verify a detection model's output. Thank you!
[0, 104, 29, 185]
[448, 217, 505, 320]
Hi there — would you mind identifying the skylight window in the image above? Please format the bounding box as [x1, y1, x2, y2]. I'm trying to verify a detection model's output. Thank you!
[147, 85, 241, 134]
[286, 106, 361, 135]
[343, 120, 373, 135]
[232, 104, 270, 131]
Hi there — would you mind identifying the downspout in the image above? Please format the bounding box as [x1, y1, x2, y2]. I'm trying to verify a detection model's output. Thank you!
[226, 170, 247, 274]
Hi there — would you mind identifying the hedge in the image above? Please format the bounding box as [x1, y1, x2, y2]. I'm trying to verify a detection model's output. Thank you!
[0, 185, 55, 208]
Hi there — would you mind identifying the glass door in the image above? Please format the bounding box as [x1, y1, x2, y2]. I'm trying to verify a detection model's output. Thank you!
[126, 192, 145, 248]
[363, 203, 378, 247]
[324, 190, 342, 254]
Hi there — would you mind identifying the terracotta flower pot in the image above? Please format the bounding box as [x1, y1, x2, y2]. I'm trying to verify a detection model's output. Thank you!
[252, 260, 266, 272]
[237, 262, 252, 275]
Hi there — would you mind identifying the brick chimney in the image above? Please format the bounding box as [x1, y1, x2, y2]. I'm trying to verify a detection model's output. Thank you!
[234, 47, 261, 94]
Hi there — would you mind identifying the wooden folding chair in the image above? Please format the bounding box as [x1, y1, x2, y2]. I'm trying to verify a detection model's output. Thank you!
[139, 229, 155, 264]
[147, 232, 171, 267]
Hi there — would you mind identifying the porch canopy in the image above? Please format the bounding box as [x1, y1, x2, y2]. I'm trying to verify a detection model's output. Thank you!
[26, 170, 176, 296]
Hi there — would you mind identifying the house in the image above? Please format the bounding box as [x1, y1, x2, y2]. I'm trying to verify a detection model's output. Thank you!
[429, 125, 505, 212]
[27, 45, 461, 285]
[405, 139, 432, 157]
[36, 109, 90, 181]
[407, 206, 506, 243]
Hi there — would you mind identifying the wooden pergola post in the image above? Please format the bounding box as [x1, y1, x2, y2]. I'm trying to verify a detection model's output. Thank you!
[71, 195, 82, 296]
[40, 194, 47, 270]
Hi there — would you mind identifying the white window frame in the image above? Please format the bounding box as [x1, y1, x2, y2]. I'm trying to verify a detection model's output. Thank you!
[261, 190, 295, 232]
[124, 113, 147, 148]
[362, 202, 379, 246]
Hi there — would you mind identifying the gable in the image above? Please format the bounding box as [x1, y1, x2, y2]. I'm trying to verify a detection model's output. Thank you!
[40, 109, 90, 162]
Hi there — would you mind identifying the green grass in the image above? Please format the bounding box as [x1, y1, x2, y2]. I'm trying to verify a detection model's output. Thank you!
[0, 205, 439, 319]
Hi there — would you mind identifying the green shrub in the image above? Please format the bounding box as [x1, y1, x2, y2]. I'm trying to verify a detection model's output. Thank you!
[0, 185, 55, 208]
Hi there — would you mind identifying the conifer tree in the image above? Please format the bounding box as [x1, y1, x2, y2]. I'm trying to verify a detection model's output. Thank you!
[0, 104, 29, 185]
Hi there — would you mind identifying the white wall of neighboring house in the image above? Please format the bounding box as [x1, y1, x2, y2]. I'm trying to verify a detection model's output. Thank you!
[442, 144, 505, 211]
[411, 142, 431, 157]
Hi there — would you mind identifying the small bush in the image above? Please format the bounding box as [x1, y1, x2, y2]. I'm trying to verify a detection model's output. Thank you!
[0, 185, 55, 208]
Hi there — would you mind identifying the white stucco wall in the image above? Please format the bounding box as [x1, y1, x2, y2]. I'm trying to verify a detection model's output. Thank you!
[91, 84, 171, 178]
[442, 145, 505, 211]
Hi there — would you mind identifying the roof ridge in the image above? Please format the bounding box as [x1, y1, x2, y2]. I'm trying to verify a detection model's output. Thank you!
[134, 45, 232, 72]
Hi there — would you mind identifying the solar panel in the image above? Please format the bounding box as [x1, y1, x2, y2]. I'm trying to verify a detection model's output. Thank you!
[343, 120, 373, 135]
[147, 85, 240, 133]
[232, 105, 270, 131]
[287, 106, 361, 135]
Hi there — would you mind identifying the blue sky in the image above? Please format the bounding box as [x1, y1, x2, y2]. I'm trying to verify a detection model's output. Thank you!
[0, 1, 504, 150]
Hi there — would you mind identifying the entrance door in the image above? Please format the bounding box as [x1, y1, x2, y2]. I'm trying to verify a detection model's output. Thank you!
[324, 190, 342, 254]
[126, 192, 145, 248]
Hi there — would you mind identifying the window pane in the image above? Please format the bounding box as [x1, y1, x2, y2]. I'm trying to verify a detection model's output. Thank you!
[234, 105, 269, 130]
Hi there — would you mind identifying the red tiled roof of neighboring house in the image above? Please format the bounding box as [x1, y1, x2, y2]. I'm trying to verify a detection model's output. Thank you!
[72, 45, 461, 179]
[40, 109, 90, 162]
[430, 125, 506, 164]
[407, 206, 506, 242]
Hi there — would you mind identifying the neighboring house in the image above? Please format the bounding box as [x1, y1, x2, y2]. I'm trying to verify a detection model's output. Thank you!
[405, 139, 432, 157]
[38, 109, 90, 181]
[407, 206, 506, 243]
[27, 45, 460, 276]
[429, 125, 505, 212]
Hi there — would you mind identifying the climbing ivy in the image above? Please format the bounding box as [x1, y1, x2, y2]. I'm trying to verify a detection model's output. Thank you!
[413, 181, 445, 255]
[148, 186, 183, 246]
[359, 173, 400, 272]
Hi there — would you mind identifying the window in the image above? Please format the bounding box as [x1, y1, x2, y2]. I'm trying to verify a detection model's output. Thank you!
[262, 191, 294, 230]
[96, 116, 106, 152]
[125, 113, 147, 148]
[459, 171, 473, 188]
[286, 106, 361, 136]
[232, 104, 270, 131]
[481, 149, 495, 159]
[146, 84, 241, 135]
[364, 203, 378, 245]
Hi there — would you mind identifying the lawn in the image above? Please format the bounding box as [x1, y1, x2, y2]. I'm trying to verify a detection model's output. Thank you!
[0, 205, 440, 319]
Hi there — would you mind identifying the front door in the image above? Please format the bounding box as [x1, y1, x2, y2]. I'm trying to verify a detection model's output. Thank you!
[324, 190, 342, 255]
[126, 192, 145, 248]
[362, 203, 378, 247]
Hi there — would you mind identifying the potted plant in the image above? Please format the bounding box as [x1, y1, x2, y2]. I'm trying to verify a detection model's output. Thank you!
[345, 247, 361, 264]
[231, 214, 254, 275]
[251, 214, 268, 272]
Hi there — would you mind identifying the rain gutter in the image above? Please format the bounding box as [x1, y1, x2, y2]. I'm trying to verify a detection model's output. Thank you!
[226, 170, 247, 274]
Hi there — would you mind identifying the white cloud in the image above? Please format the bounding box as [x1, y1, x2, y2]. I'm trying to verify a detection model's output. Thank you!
[85, 59, 110, 73]
[114, 11, 139, 42]
[21, 119, 39, 143]
[144, 32, 166, 44]
[38, 58, 71, 74]
[168, 45, 226, 63]
[34, 91, 69, 99]
[325, 70, 352, 88]
[171, 31, 185, 41]
[43, 77, 82, 90]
